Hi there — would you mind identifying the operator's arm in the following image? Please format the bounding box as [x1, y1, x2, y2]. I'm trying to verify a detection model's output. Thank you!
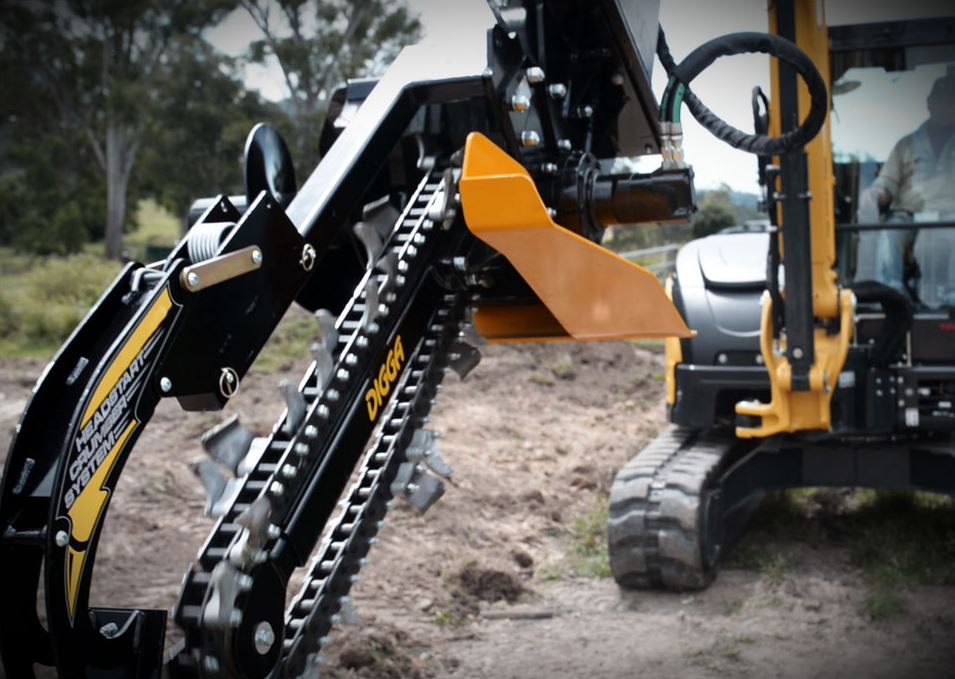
[870, 139, 907, 208]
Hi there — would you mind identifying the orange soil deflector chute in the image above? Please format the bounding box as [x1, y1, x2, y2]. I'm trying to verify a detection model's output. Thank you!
[458, 132, 692, 341]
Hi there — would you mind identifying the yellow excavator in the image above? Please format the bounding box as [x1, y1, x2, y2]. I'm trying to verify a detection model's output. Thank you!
[0, 1, 838, 676]
[609, 0, 955, 590]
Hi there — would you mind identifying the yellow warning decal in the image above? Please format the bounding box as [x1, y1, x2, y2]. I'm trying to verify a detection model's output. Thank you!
[63, 288, 172, 624]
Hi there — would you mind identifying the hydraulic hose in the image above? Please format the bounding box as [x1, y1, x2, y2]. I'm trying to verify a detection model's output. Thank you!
[657, 28, 827, 156]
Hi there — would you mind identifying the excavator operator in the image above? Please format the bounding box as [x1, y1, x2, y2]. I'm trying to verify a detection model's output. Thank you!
[858, 69, 955, 295]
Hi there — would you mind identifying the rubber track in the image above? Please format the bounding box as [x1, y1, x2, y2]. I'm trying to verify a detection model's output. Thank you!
[607, 426, 727, 591]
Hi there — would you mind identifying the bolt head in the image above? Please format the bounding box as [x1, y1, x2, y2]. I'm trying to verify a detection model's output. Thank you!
[251, 248, 263, 264]
[160, 377, 173, 393]
[521, 130, 541, 147]
[526, 66, 545, 84]
[548, 83, 567, 99]
[304, 425, 319, 438]
[186, 271, 200, 288]
[541, 162, 558, 175]
[510, 94, 530, 112]
[55, 530, 69, 547]
[254, 621, 275, 655]
[557, 138, 572, 151]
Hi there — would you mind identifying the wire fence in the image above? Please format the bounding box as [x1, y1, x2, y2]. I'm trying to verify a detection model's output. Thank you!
[616, 243, 681, 277]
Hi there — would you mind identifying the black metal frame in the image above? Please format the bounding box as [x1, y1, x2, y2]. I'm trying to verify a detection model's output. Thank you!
[0, 1, 694, 677]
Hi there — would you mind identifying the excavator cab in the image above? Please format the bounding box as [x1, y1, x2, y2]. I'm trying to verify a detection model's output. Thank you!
[833, 31, 955, 358]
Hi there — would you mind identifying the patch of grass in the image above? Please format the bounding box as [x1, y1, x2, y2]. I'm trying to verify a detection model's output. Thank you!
[863, 565, 906, 620]
[0, 253, 122, 357]
[548, 353, 576, 381]
[846, 491, 955, 619]
[720, 598, 744, 616]
[432, 609, 465, 628]
[567, 497, 611, 578]
[250, 306, 319, 373]
[629, 338, 665, 354]
[727, 489, 955, 620]
[689, 636, 750, 674]
[758, 552, 789, 585]
[533, 562, 565, 582]
[126, 199, 181, 260]
[528, 370, 556, 386]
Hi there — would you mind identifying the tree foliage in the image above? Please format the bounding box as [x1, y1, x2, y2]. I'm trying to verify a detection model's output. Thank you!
[0, 0, 235, 258]
[136, 35, 292, 228]
[691, 184, 761, 239]
[0, 0, 423, 257]
[240, 0, 422, 169]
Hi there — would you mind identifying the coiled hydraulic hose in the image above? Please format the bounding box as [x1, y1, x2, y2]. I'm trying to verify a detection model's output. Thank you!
[657, 28, 828, 156]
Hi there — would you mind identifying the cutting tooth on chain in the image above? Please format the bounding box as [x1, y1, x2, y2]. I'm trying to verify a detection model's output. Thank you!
[407, 470, 446, 514]
[338, 597, 359, 626]
[201, 414, 254, 475]
[311, 309, 339, 389]
[191, 459, 243, 517]
[359, 277, 380, 333]
[230, 495, 273, 568]
[376, 250, 399, 292]
[390, 461, 446, 514]
[280, 379, 307, 435]
[407, 429, 453, 478]
[448, 339, 481, 380]
[353, 220, 384, 267]
[202, 561, 245, 630]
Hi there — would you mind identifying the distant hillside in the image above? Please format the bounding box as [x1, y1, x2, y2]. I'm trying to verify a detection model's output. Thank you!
[698, 187, 761, 214]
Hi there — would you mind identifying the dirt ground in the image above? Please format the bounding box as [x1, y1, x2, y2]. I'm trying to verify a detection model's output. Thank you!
[2, 340, 954, 678]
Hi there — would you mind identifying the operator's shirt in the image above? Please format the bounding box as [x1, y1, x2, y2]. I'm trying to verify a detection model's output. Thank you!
[874, 121, 955, 215]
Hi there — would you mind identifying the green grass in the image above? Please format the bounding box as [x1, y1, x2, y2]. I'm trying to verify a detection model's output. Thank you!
[126, 199, 181, 260]
[0, 200, 184, 359]
[726, 489, 955, 619]
[629, 337, 666, 354]
[845, 491, 955, 619]
[250, 306, 319, 373]
[547, 353, 576, 381]
[566, 497, 612, 578]
[0, 252, 122, 358]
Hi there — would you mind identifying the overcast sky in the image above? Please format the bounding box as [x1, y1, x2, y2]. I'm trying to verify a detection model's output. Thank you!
[207, 0, 955, 193]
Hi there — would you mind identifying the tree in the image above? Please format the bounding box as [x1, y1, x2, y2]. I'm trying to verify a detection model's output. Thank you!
[0, 1, 235, 258]
[240, 0, 422, 170]
[136, 35, 293, 229]
[0, 43, 107, 254]
[692, 185, 740, 238]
